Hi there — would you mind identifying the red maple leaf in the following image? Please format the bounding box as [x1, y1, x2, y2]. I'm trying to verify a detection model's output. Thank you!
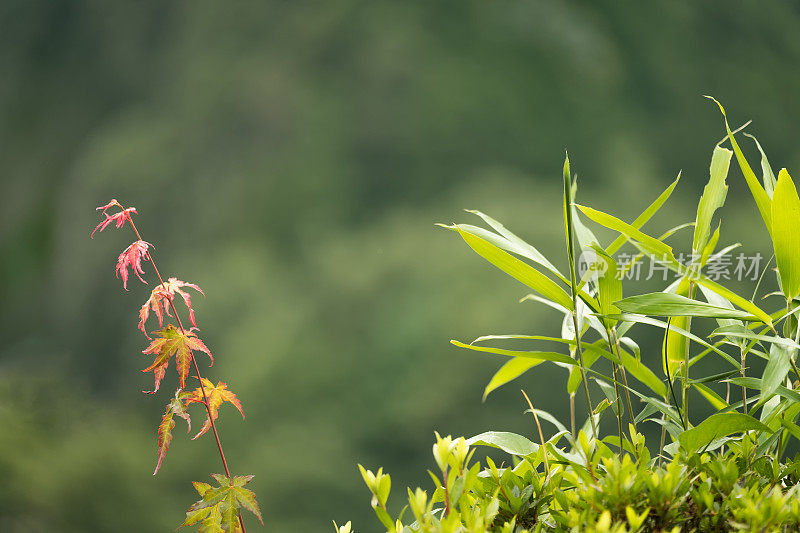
[187, 378, 244, 440]
[91, 199, 137, 238]
[154, 388, 193, 475]
[116, 240, 151, 290]
[139, 277, 205, 338]
[142, 325, 213, 389]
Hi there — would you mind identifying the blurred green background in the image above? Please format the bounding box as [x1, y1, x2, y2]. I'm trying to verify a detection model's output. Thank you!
[2, 1, 800, 531]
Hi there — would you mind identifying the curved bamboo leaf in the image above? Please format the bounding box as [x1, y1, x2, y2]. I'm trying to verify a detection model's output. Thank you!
[441, 224, 573, 310]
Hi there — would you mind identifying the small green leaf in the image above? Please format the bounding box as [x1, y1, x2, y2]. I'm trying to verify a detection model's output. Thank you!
[678, 412, 771, 454]
[465, 431, 538, 456]
[771, 168, 800, 300]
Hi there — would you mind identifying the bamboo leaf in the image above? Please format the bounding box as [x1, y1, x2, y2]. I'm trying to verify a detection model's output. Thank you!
[464, 210, 562, 277]
[706, 96, 772, 234]
[709, 325, 800, 351]
[693, 383, 728, 410]
[576, 205, 675, 260]
[466, 431, 538, 457]
[744, 133, 777, 197]
[729, 377, 800, 404]
[592, 246, 621, 328]
[606, 173, 681, 255]
[606, 312, 740, 370]
[483, 357, 543, 400]
[678, 412, 771, 454]
[771, 168, 800, 300]
[692, 276, 773, 326]
[450, 340, 576, 366]
[615, 292, 758, 319]
[694, 146, 732, 253]
[760, 344, 793, 406]
[441, 224, 573, 310]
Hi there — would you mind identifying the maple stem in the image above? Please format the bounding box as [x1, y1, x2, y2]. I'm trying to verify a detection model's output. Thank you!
[127, 214, 246, 533]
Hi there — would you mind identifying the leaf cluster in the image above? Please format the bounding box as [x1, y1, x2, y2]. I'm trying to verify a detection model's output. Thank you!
[346, 103, 800, 531]
[354, 430, 800, 532]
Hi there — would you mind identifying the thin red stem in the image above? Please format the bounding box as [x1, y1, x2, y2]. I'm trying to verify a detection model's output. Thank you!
[127, 212, 246, 532]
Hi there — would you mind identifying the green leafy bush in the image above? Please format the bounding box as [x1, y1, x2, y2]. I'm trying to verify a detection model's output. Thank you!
[345, 101, 800, 532]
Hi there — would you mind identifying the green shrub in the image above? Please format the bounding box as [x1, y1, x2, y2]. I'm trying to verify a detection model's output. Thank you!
[344, 101, 800, 532]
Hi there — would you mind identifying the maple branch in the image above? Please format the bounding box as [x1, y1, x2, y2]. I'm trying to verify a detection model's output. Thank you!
[126, 213, 247, 533]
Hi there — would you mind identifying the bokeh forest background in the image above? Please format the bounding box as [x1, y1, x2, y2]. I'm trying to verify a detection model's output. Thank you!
[3, 1, 800, 531]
